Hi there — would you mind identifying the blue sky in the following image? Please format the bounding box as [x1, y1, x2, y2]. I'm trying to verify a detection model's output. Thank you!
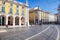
[16, 0, 60, 14]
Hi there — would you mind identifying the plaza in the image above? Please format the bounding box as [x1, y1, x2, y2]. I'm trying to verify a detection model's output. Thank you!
[0, 0, 60, 40]
[0, 24, 60, 40]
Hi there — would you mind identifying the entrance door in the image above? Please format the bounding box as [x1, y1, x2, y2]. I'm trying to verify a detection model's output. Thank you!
[21, 17, 25, 25]
[8, 16, 13, 26]
[0, 16, 5, 26]
[0, 16, 1, 26]
[15, 16, 19, 25]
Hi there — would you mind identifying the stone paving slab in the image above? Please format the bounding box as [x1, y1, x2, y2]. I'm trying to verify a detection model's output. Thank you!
[0, 25, 48, 40]
[29, 26, 57, 40]
[0, 25, 59, 40]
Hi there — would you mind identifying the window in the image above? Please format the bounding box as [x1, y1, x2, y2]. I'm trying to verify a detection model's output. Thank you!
[16, 9, 19, 15]
[11, 3, 12, 6]
[22, 6, 24, 15]
[17, 5, 18, 8]
[10, 8, 12, 13]
[2, 7, 5, 13]
[3, 2, 5, 4]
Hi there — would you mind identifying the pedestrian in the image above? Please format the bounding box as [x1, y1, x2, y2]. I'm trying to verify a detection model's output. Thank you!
[31, 23, 32, 26]
[6, 24, 8, 30]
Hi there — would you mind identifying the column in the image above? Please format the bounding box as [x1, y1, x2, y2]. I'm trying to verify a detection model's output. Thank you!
[19, 16, 21, 26]
[13, 16, 15, 27]
[6, 16, 8, 25]
[25, 8, 29, 26]
[34, 16, 35, 24]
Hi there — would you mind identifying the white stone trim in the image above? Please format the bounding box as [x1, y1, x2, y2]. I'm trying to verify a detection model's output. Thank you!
[6, 15, 8, 25]
[19, 16, 21, 26]
[13, 16, 15, 27]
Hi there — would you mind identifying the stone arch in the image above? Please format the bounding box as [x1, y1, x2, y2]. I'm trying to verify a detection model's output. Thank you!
[0, 15, 6, 26]
[15, 16, 19, 25]
[21, 17, 25, 25]
[8, 16, 13, 25]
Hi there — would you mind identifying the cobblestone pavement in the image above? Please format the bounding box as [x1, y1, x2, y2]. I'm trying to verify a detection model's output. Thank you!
[0, 25, 48, 40]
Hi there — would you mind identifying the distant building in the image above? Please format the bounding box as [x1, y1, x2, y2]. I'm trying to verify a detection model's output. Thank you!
[0, 0, 29, 28]
[29, 7, 57, 24]
[57, 4, 60, 23]
[29, 7, 40, 24]
[48, 13, 58, 23]
[29, 7, 49, 24]
[49, 14, 55, 22]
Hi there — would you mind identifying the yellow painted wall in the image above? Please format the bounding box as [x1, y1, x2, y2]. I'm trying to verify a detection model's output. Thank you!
[29, 12, 38, 20]
[12, 4, 16, 15]
[5, 2, 10, 14]
[41, 12, 49, 22]
[29, 10, 49, 22]
[41, 12, 46, 19]
[19, 5, 22, 15]
[41, 12, 48, 19]
[0, 1, 2, 12]
[24, 7, 26, 15]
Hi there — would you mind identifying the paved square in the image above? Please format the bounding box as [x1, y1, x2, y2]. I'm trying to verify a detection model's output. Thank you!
[0, 25, 60, 40]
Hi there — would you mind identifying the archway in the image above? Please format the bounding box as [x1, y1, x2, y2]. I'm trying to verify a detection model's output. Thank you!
[0, 15, 6, 26]
[8, 16, 13, 26]
[15, 16, 19, 25]
[21, 17, 25, 25]
[35, 16, 38, 24]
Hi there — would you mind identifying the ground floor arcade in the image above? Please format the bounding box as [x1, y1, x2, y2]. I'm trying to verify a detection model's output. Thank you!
[0, 14, 29, 28]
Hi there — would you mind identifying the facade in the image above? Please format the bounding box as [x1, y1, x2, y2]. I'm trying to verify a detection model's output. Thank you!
[48, 13, 57, 23]
[29, 7, 49, 24]
[41, 10, 49, 23]
[0, 0, 29, 28]
[29, 7, 57, 24]
[29, 7, 39, 24]
[57, 4, 60, 23]
[54, 14, 58, 23]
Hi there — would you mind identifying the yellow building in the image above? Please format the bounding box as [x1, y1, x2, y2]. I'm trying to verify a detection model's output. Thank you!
[0, 0, 29, 28]
[41, 11, 49, 23]
[29, 7, 49, 24]
[29, 8, 39, 24]
[29, 7, 57, 24]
